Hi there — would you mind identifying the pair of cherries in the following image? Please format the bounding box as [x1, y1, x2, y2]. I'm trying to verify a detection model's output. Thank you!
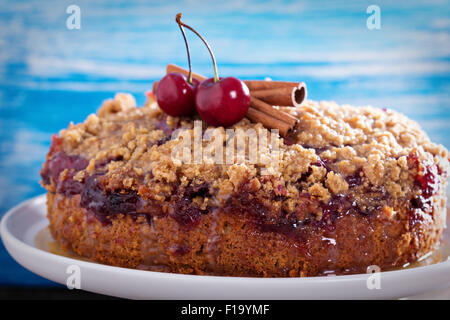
[155, 14, 250, 127]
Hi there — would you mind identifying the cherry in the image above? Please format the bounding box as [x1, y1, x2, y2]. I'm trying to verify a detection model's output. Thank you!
[195, 77, 250, 126]
[176, 13, 250, 127]
[155, 73, 198, 117]
[155, 12, 199, 117]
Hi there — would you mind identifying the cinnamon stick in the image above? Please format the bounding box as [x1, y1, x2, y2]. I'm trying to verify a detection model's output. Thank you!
[246, 107, 291, 137]
[166, 63, 207, 81]
[244, 80, 299, 90]
[250, 96, 297, 127]
[251, 84, 306, 108]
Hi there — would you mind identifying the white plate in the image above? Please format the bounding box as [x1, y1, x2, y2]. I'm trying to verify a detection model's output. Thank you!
[1, 194, 450, 300]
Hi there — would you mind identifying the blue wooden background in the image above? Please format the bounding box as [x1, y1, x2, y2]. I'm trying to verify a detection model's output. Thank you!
[0, 0, 449, 285]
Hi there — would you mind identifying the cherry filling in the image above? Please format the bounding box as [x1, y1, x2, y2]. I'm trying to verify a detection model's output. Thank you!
[345, 169, 363, 188]
[226, 177, 388, 247]
[40, 151, 143, 223]
[303, 145, 330, 155]
[41, 148, 441, 235]
[155, 114, 178, 137]
[41, 151, 213, 226]
[415, 164, 438, 199]
[40, 151, 89, 196]
[407, 152, 442, 213]
[49, 134, 63, 154]
[170, 183, 210, 228]
[406, 152, 443, 228]
[409, 165, 439, 227]
[312, 156, 335, 172]
[80, 174, 145, 224]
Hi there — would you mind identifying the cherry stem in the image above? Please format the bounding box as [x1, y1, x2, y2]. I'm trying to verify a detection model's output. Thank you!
[176, 13, 219, 83]
[175, 13, 193, 84]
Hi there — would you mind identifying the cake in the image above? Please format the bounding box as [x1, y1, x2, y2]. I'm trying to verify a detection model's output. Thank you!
[40, 92, 449, 277]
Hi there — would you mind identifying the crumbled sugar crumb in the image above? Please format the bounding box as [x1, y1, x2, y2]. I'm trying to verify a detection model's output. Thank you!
[54, 94, 449, 212]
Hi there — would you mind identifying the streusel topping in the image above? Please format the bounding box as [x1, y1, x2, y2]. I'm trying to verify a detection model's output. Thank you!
[51, 93, 448, 220]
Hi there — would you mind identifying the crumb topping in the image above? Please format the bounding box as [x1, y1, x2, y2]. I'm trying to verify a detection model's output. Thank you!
[46, 93, 449, 221]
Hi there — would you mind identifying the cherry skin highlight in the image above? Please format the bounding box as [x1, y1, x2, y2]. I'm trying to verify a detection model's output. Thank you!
[195, 77, 250, 127]
[156, 72, 199, 117]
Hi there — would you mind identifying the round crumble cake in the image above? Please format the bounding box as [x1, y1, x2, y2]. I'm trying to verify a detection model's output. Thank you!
[40, 93, 449, 277]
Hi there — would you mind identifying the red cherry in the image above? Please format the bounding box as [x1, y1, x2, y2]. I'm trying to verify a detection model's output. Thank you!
[195, 77, 250, 126]
[155, 72, 199, 117]
[176, 14, 251, 127]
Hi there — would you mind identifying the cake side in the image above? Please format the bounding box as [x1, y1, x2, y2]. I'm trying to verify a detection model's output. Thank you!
[46, 187, 446, 277]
